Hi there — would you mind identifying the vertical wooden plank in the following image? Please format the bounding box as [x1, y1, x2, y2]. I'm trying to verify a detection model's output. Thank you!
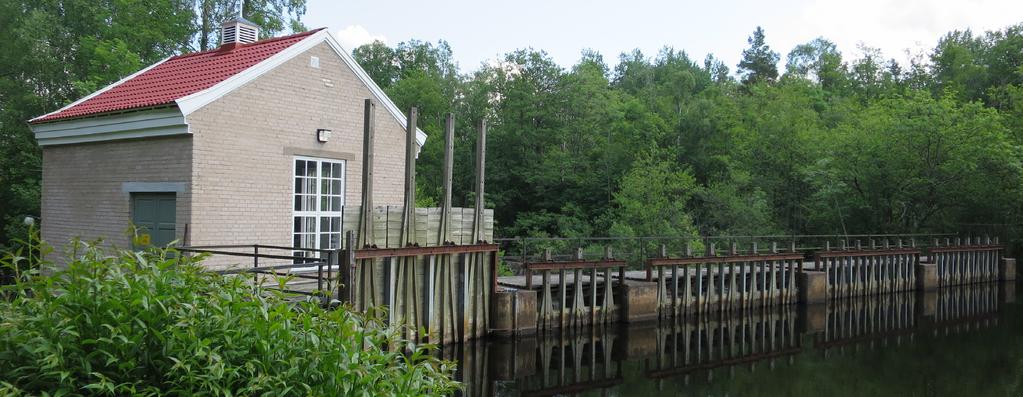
[717, 261, 726, 313]
[603, 267, 613, 323]
[590, 267, 597, 325]
[483, 209, 495, 243]
[671, 264, 679, 316]
[559, 268, 567, 329]
[542, 269, 552, 329]
[657, 266, 666, 318]
[695, 263, 704, 314]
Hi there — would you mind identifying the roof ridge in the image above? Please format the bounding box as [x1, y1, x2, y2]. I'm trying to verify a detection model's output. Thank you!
[171, 27, 326, 60]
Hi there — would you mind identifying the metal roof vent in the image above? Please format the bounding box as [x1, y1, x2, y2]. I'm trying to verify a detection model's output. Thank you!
[221, 18, 259, 46]
[220, 2, 259, 47]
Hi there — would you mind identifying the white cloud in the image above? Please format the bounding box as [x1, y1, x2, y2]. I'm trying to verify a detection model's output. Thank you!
[786, 0, 1023, 64]
[334, 25, 387, 51]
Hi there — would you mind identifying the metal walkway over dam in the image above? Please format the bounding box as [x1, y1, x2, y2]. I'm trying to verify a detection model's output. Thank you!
[178, 103, 1018, 345]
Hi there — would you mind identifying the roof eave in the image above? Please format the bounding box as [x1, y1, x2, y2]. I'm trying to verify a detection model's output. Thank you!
[29, 106, 189, 146]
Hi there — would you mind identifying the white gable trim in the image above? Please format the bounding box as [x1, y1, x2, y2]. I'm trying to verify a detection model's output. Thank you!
[175, 29, 427, 147]
[29, 57, 172, 123]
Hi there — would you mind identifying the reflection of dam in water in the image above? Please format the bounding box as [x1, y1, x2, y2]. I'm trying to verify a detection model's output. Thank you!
[446, 282, 1016, 396]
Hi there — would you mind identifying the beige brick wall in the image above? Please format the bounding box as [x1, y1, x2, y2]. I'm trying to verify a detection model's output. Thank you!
[186, 41, 410, 251]
[40, 136, 192, 254]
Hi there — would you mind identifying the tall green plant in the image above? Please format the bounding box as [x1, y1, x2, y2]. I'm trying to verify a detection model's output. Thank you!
[0, 241, 458, 396]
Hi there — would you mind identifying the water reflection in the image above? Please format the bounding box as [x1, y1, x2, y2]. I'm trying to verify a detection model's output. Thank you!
[447, 282, 1022, 396]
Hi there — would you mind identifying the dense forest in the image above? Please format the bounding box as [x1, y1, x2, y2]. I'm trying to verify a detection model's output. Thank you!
[1, 1, 1021, 250]
[358, 25, 1023, 245]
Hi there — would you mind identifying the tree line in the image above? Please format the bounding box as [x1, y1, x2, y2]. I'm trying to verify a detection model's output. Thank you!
[1, 0, 1020, 250]
[357, 24, 1023, 247]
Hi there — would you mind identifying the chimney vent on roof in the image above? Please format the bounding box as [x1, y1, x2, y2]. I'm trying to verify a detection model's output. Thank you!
[220, 2, 259, 47]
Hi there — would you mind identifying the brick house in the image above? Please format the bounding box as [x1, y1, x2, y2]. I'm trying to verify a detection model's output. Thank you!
[28, 19, 425, 255]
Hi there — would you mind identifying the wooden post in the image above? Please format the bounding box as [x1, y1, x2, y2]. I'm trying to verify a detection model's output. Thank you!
[440, 114, 455, 241]
[319, 251, 327, 296]
[435, 114, 457, 343]
[356, 99, 376, 310]
[400, 107, 419, 245]
[358, 99, 376, 246]
[253, 245, 259, 285]
[340, 231, 355, 303]
[466, 119, 488, 339]
[393, 107, 419, 337]
[473, 119, 487, 242]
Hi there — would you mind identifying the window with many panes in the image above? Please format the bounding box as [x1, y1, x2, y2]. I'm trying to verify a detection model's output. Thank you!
[293, 157, 345, 260]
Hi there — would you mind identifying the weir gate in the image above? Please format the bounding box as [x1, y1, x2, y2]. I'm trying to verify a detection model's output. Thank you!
[180, 233, 1016, 344]
[173, 104, 1017, 343]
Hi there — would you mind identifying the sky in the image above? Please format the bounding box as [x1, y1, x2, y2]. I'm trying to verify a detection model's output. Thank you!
[302, 0, 1023, 74]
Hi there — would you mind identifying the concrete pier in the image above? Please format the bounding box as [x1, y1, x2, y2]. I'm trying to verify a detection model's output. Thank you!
[1000, 258, 1016, 281]
[490, 288, 537, 337]
[620, 280, 658, 323]
[916, 263, 938, 291]
[798, 271, 827, 304]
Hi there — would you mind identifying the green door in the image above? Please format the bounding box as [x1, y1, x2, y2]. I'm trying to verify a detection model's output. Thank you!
[131, 193, 176, 247]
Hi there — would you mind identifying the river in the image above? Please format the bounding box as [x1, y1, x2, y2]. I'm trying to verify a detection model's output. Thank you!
[443, 282, 1021, 396]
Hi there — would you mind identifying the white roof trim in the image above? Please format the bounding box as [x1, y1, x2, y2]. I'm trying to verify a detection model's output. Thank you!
[30, 56, 173, 123]
[176, 29, 427, 147]
[29, 107, 189, 146]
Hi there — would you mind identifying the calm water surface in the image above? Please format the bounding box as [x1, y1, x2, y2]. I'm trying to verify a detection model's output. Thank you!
[446, 282, 1023, 396]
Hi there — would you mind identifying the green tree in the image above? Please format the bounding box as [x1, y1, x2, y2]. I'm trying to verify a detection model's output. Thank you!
[609, 154, 699, 239]
[814, 90, 1021, 232]
[737, 26, 780, 86]
[352, 40, 398, 88]
[786, 37, 846, 92]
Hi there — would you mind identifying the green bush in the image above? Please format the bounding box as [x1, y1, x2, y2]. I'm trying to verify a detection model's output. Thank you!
[0, 241, 459, 396]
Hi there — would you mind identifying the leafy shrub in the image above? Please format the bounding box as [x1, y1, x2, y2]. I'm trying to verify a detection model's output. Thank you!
[0, 241, 458, 396]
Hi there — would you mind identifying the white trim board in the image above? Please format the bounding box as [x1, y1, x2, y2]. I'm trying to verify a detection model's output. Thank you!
[30, 107, 189, 146]
[176, 29, 428, 147]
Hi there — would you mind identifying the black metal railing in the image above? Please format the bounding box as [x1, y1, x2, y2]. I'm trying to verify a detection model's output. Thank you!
[177, 244, 339, 298]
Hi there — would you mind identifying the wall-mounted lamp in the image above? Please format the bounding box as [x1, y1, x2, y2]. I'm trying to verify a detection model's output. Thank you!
[317, 129, 332, 143]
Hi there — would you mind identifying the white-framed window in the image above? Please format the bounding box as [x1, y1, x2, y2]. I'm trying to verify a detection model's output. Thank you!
[293, 156, 345, 259]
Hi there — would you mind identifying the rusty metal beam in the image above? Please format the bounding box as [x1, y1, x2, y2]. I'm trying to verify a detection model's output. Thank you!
[524, 260, 627, 271]
[815, 248, 921, 258]
[647, 253, 803, 267]
[929, 245, 1004, 253]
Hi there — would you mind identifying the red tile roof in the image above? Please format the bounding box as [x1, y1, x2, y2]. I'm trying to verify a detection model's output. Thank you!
[31, 28, 324, 123]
